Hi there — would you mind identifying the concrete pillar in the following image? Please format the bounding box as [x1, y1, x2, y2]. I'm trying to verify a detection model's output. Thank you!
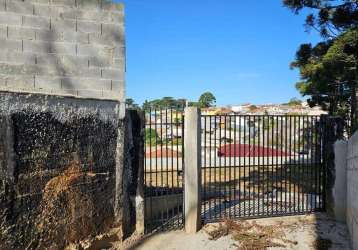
[184, 107, 202, 233]
[333, 140, 348, 222]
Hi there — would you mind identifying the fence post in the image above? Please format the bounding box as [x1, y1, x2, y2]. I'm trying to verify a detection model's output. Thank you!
[184, 107, 202, 233]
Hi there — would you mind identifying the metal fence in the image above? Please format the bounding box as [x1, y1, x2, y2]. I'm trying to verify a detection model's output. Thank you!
[144, 109, 184, 232]
[201, 115, 327, 222]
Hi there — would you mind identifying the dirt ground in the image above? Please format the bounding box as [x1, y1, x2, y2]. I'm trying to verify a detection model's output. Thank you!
[121, 213, 350, 250]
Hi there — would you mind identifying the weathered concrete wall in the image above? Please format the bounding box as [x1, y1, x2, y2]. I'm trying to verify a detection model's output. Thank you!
[122, 109, 145, 238]
[334, 132, 358, 249]
[0, 91, 124, 249]
[347, 132, 358, 250]
[0, 0, 125, 102]
[333, 140, 347, 222]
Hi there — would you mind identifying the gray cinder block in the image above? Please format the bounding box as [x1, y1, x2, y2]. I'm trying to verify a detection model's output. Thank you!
[6, 0, 34, 14]
[77, 20, 100, 34]
[0, 38, 22, 51]
[63, 30, 88, 43]
[51, 19, 76, 32]
[0, 12, 22, 25]
[23, 15, 50, 29]
[35, 29, 62, 42]
[8, 26, 36, 40]
[101, 68, 124, 80]
[0, 51, 36, 64]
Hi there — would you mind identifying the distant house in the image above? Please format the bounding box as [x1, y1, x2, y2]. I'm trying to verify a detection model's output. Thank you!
[217, 144, 292, 157]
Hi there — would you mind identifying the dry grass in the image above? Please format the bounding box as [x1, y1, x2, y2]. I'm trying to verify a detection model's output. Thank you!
[145, 164, 320, 195]
[204, 219, 298, 250]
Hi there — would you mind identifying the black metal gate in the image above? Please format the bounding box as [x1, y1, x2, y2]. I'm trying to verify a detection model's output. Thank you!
[144, 109, 184, 232]
[201, 114, 327, 222]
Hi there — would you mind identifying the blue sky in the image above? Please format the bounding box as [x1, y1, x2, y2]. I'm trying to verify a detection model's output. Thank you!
[118, 0, 321, 106]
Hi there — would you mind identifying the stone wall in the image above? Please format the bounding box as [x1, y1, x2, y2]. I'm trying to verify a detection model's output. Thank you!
[0, 0, 125, 102]
[0, 91, 125, 249]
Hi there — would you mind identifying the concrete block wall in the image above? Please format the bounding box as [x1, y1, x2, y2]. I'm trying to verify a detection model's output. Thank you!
[347, 132, 358, 250]
[0, 0, 125, 102]
[334, 132, 358, 250]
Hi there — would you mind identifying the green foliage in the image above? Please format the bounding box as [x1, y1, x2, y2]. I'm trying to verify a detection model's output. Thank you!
[145, 128, 160, 146]
[142, 97, 186, 111]
[198, 92, 216, 108]
[125, 98, 140, 110]
[283, 0, 358, 38]
[284, 0, 358, 133]
[286, 98, 302, 106]
[248, 105, 258, 112]
[142, 91, 217, 110]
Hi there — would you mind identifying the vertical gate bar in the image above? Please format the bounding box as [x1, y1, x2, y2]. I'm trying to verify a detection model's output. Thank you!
[270, 116, 275, 215]
[285, 116, 288, 214]
[203, 115, 206, 219]
[303, 116, 306, 212]
[287, 116, 294, 214]
[218, 116, 221, 219]
[258, 115, 262, 215]
[148, 110, 151, 230]
[144, 113, 146, 192]
[165, 109, 169, 225]
[150, 110, 154, 229]
[160, 109, 164, 226]
[214, 115, 217, 221]
[224, 115, 228, 217]
[322, 115, 327, 211]
[243, 115, 246, 217]
[280, 116, 283, 214]
[266, 116, 269, 216]
[306, 116, 310, 212]
[239, 116, 242, 217]
[170, 109, 174, 220]
[181, 112, 184, 226]
[250, 116, 253, 217]
[234, 115, 237, 218]
[261, 115, 265, 216]
[209, 116, 212, 221]
[275, 115, 279, 215]
[310, 116, 314, 212]
[263, 115, 266, 216]
[304, 116, 308, 212]
[314, 116, 318, 210]
[229, 115, 232, 218]
[318, 116, 322, 210]
[248, 115, 252, 216]
[299, 116, 303, 213]
[297, 115, 300, 213]
[154, 109, 158, 196]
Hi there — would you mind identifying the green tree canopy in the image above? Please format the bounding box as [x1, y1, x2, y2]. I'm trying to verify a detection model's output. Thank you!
[284, 0, 358, 133]
[286, 97, 303, 106]
[142, 97, 187, 111]
[198, 92, 216, 108]
[125, 98, 140, 109]
[283, 0, 358, 38]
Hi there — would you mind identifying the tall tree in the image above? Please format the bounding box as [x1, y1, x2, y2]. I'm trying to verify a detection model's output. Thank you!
[198, 92, 216, 108]
[283, 0, 358, 38]
[284, 0, 358, 132]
